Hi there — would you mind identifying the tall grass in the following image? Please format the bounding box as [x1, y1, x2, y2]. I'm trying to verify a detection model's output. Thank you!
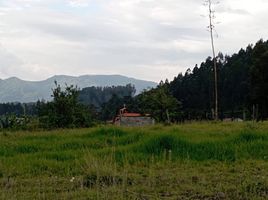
[1, 122, 268, 168]
[0, 122, 268, 199]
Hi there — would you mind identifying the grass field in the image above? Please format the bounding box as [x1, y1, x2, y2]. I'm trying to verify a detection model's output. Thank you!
[0, 122, 268, 199]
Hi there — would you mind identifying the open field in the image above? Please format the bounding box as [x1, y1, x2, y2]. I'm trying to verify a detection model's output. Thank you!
[0, 122, 268, 199]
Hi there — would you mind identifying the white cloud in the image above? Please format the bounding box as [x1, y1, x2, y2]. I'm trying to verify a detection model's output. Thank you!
[69, 0, 89, 7]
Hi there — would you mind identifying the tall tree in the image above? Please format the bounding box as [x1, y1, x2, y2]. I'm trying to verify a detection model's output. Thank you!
[250, 40, 268, 120]
[137, 82, 182, 123]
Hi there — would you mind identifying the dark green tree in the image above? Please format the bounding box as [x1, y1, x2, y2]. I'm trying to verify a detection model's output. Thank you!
[250, 40, 268, 120]
[137, 82, 182, 123]
[38, 82, 93, 128]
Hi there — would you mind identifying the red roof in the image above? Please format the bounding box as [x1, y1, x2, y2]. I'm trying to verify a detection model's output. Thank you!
[122, 113, 142, 117]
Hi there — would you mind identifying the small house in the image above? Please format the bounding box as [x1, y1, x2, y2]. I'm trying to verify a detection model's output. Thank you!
[114, 106, 155, 127]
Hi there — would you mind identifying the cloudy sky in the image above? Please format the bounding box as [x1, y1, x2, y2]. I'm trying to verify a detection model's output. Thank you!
[0, 0, 267, 82]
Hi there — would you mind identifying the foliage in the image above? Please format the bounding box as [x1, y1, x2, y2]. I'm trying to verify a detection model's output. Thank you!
[250, 39, 268, 120]
[0, 115, 30, 130]
[169, 39, 268, 120]
[100, 94, 136, 121]
[79, 84, 136, 108]
[0, 85, 136, 126]
[136, 81, 182, 122]
[98, 81, 182, 123]
[100, 94, 124, 121]
[0, 102, 37, 116]
[38, 82, 94, 129]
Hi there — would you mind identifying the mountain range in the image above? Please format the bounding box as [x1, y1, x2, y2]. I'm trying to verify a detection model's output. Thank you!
[0, 75, 157, 103]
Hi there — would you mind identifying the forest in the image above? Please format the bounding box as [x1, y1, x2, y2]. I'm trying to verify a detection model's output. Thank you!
[168, 39, 268, 120]
[0, 39, 268, 129]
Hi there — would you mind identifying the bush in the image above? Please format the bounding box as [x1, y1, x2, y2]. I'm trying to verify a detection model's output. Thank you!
[38, 82, 94, 129]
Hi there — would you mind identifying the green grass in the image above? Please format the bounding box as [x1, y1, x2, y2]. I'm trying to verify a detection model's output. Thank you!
[0, 122, 268, 199]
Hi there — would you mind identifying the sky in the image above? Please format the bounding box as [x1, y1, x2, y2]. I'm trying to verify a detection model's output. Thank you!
[0, 0, 267, 82]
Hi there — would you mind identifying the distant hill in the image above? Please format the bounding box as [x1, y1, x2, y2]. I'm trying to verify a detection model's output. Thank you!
[0, 75, 157, 103]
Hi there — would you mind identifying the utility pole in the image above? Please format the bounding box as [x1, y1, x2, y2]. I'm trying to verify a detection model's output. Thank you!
[205, 0, 219, 120]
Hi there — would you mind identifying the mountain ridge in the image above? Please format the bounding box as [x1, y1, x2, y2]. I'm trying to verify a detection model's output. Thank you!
[0, 75, 157, 103]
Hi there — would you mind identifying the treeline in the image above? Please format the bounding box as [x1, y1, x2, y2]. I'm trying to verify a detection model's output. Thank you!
[120, 39, 268, 122]
[0, 81, 179, 129]
[0, 84, 136, 116]
[36, 82, 180, 128]
[0, 103, 37, 116]
[1, 39, 268, 130]
[0, 84, 138, 129]
[168, 39, 268, 120]
[79, 84, 135, 108]
[100, 82, 181, 122]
